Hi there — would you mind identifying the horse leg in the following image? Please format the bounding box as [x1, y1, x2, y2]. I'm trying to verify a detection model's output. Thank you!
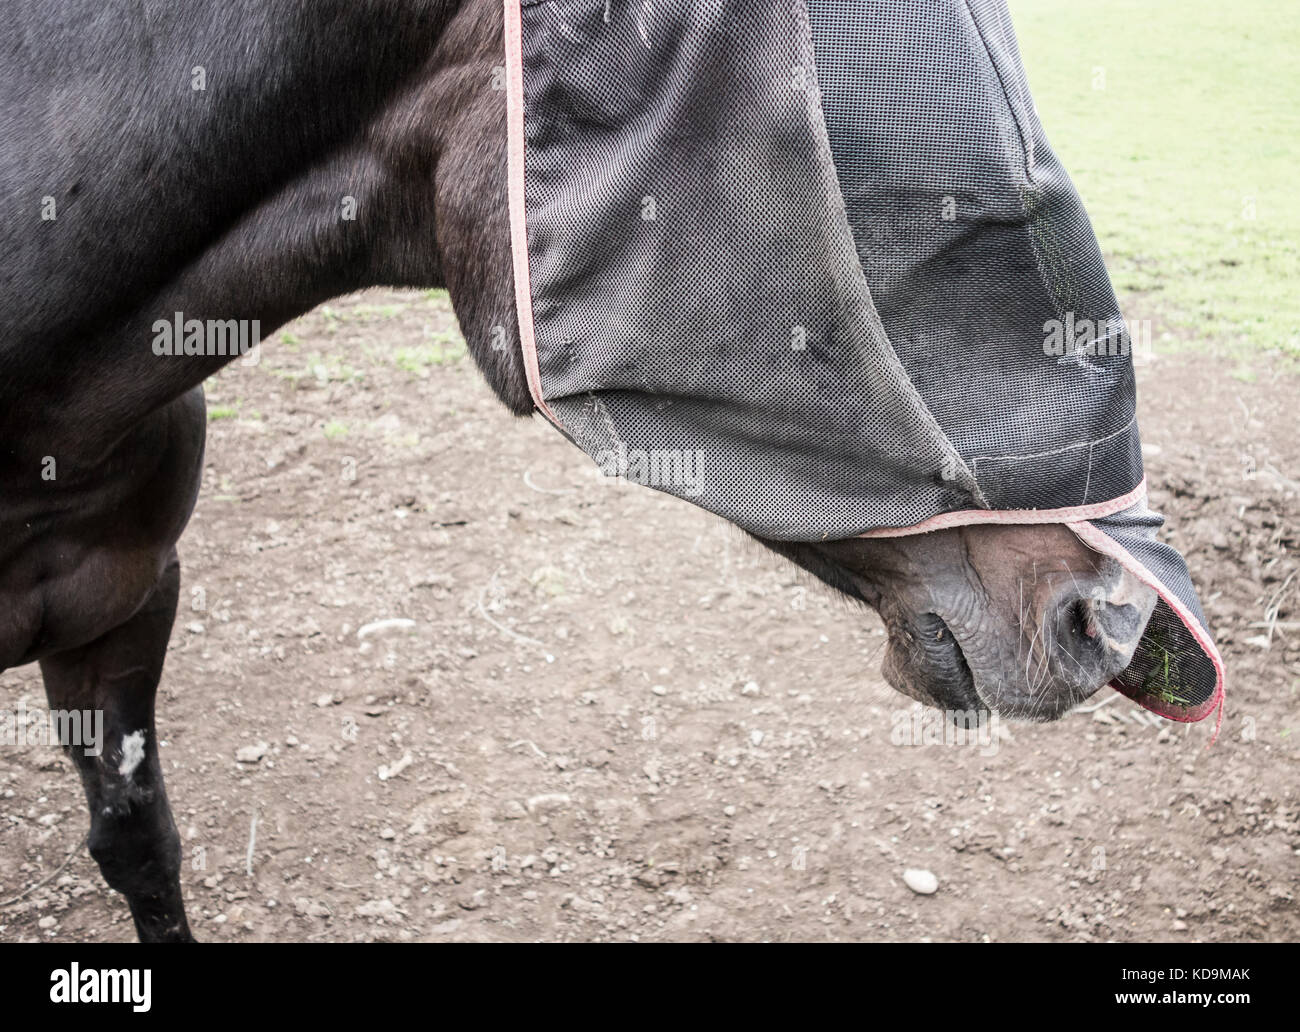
[39, 551, 194, 943]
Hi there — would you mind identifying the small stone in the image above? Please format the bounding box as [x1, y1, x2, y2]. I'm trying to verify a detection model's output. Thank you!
[236, 742, 269, 764]
[902, 868, 939, 895]
[357, 618, 416, 639]
[501, 800, 528, 820]
[377, 751, 413, 781]
[459, 889, 488, 911]
[355, 898, 400, 921]
[526, 793, 571, 815]
[293, 897, 331, 918]
[38, 916, 57, 930]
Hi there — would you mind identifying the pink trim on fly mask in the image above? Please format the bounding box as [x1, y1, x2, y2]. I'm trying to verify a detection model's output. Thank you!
[857, 478, 1151, 538]
[504, 0, 561, 429]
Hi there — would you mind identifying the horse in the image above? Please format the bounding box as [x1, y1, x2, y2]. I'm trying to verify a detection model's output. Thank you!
[0, 0, 1154, 941]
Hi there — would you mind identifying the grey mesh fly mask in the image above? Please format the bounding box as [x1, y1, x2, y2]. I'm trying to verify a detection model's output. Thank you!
[503, 0, 1225, 725]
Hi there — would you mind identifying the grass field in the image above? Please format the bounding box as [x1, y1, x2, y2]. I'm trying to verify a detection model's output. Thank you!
[1009, 0, 1299, 360]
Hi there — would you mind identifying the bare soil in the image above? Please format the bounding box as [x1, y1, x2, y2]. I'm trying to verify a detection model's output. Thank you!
[2, 290, 1296, 942]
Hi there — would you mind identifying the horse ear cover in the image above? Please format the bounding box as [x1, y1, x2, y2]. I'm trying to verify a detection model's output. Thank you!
[503, 0, 1224, 729]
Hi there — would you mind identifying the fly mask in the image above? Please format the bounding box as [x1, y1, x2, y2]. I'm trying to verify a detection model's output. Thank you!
[503, 0, 1225, 725]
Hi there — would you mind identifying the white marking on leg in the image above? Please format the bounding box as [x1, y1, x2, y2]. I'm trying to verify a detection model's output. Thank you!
[119, 730, 147, 778]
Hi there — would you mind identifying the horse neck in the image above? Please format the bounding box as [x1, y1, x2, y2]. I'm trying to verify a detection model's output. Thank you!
[2, 0, 471, 463]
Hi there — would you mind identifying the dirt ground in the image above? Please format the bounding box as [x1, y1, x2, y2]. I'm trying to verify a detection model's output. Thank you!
[1, 289, 1296, 943]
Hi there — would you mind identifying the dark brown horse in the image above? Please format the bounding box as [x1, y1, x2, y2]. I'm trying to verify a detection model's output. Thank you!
[0, 0, 1154, 941]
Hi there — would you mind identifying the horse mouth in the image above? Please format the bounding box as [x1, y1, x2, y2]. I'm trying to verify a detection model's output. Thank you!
[929, 615, 987, 715]
[888, 612, 987, 718]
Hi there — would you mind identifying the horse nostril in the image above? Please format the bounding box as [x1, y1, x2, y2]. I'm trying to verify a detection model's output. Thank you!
[1070, 598, 1098, 639]
[1090, 598, 1145, 646]
[1058, 592, 1143, 648]
[1048, 590, 1147, 687]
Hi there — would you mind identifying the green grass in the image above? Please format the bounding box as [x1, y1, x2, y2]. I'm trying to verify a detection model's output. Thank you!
[393, 330, 468, 375]
[1009, 0, 1299, 359]
[266, 351, 365, 385]
[1138, 629, 1195, 708]
[349, 302, 410, 321]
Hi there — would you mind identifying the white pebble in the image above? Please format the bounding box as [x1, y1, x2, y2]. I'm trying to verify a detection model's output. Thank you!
[903, 868, 939, 895]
